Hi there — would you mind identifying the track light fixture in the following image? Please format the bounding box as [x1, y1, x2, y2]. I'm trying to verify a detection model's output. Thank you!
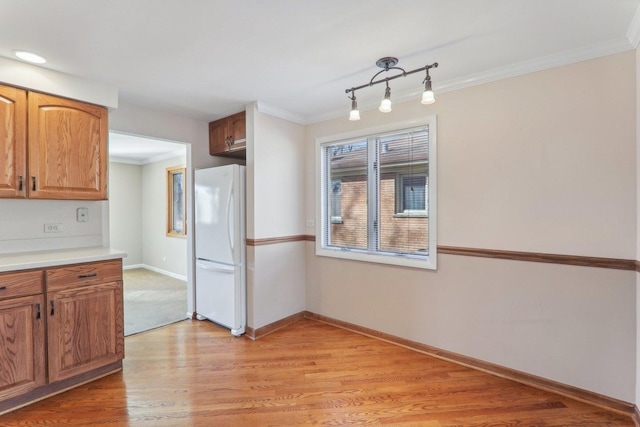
[345, 57, 438, 120]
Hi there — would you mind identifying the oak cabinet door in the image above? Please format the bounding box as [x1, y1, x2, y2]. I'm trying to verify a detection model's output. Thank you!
[47, 281, 124, 383]
[28, 92, 108, 200]
[0, 295, 46, 400]
[0, 85, 27, 198]
[228, 111, 246, 152]
[208, 117, 229, 155]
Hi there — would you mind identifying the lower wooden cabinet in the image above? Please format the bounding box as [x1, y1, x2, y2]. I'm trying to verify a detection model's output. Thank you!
[0, 294, 46, 401]
[0, 259, 123, 414]
[47, 281, 123, 382]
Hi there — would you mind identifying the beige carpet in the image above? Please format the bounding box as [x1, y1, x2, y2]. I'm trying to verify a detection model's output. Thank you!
[123, 268, 187, 336]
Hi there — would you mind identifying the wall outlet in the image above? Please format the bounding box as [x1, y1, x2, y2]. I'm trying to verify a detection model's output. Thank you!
[44, 223, 64, 233]
[77, 207, 89, 222]
[306, 219, 315, 228]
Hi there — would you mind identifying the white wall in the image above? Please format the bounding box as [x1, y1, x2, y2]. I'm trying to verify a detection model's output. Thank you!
[305, 51, 636, 402]
[246, 103, 307, 328]
[0, 200, 105, 254]
[108, 162, 143, 266]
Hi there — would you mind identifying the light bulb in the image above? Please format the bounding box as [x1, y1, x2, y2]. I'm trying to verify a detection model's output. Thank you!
[349, 98, 360, 121]
[379, 85, 392, 113]
[421, 89, 435, 105]
[379, 98, 392, 113]
[421, 79, 435, 105]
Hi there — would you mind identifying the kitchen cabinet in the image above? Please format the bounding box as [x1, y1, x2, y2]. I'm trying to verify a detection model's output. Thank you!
[0, 270, 46, 401]
[0, 85, 27, 198]
[0, 259, 123, 414]
[0, 83, 108, 200]
[45, 260, 124, 382]
[28, 92, 108, 200]
[209, 111, 246, 159]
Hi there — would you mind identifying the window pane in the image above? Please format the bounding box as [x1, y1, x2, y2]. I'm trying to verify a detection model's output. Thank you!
[325, 141, 368, 250]
[378, 129, 429, 254]
[172, 172, 184, 233]
[403, 175, 426, 211]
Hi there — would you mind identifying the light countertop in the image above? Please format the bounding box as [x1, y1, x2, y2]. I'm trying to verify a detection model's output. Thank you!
[0, 247, 127, 272]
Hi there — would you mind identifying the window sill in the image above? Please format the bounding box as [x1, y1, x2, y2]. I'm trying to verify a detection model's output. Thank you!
[393, 212, 428, 218]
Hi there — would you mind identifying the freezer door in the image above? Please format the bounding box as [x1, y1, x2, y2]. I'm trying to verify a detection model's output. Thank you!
[194, 166, 239, 265]
[195, 260, 245, 334]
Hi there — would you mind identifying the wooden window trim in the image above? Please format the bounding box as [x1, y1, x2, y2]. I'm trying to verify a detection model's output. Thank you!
[166, 166, 186, 238]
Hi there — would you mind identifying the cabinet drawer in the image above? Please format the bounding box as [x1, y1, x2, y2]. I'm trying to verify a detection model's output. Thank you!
[46, 259, 122, 292]
[0, 270, 43, 300]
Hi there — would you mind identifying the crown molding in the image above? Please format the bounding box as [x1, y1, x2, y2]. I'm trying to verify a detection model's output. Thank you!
[305, 37, 634, 125]
[256, 101, 306, 125]
[626, 3, 640, 48]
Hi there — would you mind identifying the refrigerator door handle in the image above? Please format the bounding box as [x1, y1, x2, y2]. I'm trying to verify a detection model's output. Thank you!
[227, 184, 234, 258]
[196, 261, 235, 274]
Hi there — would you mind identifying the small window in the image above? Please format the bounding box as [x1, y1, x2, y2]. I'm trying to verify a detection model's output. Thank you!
[396, 174, 428, 217]
[317, 118, 437, 270]
[167, 165, 186, 237]
[330, 179, 343, 223]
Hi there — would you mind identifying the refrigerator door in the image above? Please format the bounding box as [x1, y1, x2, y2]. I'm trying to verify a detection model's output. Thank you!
[195, 260, 245, 335]
[194, 166, 239, 265]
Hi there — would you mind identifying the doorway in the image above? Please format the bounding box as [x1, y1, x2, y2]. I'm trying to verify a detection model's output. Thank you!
[108, 131, 189, 335]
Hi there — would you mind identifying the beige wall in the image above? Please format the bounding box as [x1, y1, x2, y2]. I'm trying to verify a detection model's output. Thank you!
[636, 46, 640, 408]
[246, 104, 307, 328]
[140, 155, 187, 278]
[108, 162, 143, 266]
[305, 51, 636, 401]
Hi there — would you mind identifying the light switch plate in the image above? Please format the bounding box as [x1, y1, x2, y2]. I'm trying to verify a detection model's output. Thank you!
[77, 207, 89, 222]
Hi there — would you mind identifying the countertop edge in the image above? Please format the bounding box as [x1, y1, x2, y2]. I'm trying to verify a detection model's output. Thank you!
[0, 247, 128, 272]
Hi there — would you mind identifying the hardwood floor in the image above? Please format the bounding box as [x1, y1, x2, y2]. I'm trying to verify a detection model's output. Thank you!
[1, 319, 633, 426]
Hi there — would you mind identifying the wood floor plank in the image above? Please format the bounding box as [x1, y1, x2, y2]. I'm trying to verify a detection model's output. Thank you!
[0, 318, 633, 426]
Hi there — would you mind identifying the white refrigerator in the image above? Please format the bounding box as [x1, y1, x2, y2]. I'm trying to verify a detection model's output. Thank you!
[194, 164, 246, 336]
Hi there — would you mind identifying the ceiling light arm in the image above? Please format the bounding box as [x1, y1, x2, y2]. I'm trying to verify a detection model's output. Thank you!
[344, 61, 439, 94]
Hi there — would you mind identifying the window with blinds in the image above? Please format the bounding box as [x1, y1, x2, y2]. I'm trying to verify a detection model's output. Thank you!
[317, 120, 437, 270]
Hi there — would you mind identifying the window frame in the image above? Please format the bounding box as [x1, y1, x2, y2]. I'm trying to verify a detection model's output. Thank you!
[166, 165, 186, 238]
[315, 117, 437, 270]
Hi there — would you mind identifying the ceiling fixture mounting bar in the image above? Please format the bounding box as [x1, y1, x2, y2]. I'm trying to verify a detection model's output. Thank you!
[345, 57, 438, 120]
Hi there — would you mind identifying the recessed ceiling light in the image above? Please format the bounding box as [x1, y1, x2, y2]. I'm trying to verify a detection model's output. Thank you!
[13, 50, 46, 64]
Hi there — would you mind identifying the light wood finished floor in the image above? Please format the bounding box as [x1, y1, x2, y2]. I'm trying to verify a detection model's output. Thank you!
[1, 319, 633, 426]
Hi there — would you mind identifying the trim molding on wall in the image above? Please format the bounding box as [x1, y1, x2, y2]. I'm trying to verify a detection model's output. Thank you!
[245, 312, 305, 340]
[301, 311, 636, 419]
[438, 246, 637, 271]
[246, 235, 309, 246]
[300, 234, 637, 271]
[123, 263, 187, 281]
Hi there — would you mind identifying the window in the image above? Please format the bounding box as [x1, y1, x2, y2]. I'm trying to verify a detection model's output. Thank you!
[317, 118, 437, 269]
[167, 165, 186, 237]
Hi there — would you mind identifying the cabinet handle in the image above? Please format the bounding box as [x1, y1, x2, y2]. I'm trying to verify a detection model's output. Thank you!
[50, 300, 55, 316]
[36, 303, 41, 319]
[78, 273, 97, 279]
[18, 175, 23, 191]
[32, 176, 37, 191]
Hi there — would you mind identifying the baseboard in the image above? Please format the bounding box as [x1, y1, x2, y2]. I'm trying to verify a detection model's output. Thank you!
[245, 312, 305, 340]
[302, 311, 636, 419]
[124, 264, 187, 281]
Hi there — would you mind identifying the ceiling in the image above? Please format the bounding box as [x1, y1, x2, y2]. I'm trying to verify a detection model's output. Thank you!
[0, 1, 638, 124]
[109, 133, 185, 165]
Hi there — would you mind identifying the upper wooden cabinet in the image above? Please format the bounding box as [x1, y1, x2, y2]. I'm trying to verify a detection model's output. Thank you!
[0, 85, 27, 198]
[28, 92, 108, 200]
[0, 83, 108, 200]
[209, 111, 246, 159]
